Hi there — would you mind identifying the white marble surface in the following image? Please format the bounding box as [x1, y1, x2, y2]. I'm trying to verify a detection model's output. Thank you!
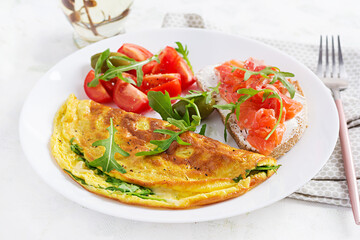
[1, 0, 360, 239]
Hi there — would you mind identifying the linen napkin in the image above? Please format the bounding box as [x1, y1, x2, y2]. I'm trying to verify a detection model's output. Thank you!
[162, 13, 360, 207]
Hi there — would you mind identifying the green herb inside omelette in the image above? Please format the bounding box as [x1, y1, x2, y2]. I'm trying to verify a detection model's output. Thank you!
[232, 165, 281, 183]
[68, 138, 164, 201]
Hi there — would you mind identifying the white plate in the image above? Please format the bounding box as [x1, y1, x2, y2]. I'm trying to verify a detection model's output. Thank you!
[19, 28, 339, 223]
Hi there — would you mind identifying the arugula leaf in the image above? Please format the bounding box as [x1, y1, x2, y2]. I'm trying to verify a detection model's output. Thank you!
[245, 165, 281, 178]
[250, 165, 281, 172]
[206, 83, 220, 103]
[135, 129, 188, 156]
[70, 138, 105, 175]
[213, 104, 236, 110]
[137, 89, 215, 156]
[190, 115, 201, 129]
[167, 118, 189, 131]
[223, 112, 231, 141]
[176, 136, 192, 146]
[64, 169, 87, 185]
[214, 88, 283, 141]
[147, 91, 181, 120]
[88, 118, 129, 173]
[109, 54, 135, 62]
[199, 124, 207, 135]
[232, 174, 243, 183]
[70, 137, 84, 157]
[88, 53, 159, 88]
[182, 107, 191, 126]
[275, 74, 296, 99]
[117, 71, 137, 85]
[105, 182, 164, 201]
[180, 82, 220, 104]
[148, 91, 203, 128]
[68, 138, 164, 201]
[65, 167, 163, 200]
[212, 103, 236, 141]
[233, 165, 280, 183]
[105, 176, 152, 195]
[90, 49, 111, 87]
[95, 49, 110, 77]
[171, 96, 201, 126]
[136, 95, 202, 156]
[175, 42, 193, 73]
[232, 66, 296, 98]
[104, 57, 136, 85]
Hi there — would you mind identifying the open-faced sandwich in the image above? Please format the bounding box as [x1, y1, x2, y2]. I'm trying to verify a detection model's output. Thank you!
[196, 58, 307, 158]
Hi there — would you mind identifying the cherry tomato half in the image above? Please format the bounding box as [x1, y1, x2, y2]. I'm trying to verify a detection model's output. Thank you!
[175, 58, 196, 89]
[84, 70, 112, 103]
[151, 46, 179, 74]
[100, 79, 117, 96]
[145, 79, 182, 98]
[152, 46, 196, 90]
[101, 72, 136, 96]
[118, 43, 156, 75]
[113, 79, 149, 113]
[117, 43, 153, 61]
[142, 60, 157, 75]
[140, 73, 181, 92]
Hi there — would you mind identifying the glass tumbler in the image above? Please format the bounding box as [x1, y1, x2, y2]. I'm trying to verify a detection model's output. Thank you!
[60, 0, 134, 48]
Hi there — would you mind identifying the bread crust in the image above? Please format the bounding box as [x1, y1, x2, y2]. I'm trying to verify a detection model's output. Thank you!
[196, 66, 308, 159]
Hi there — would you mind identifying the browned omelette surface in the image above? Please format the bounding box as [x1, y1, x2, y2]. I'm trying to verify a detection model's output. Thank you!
[51, 95, 278, 209]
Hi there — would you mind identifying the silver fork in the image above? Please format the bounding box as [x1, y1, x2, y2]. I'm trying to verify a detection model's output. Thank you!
[316, 35, 360, 225]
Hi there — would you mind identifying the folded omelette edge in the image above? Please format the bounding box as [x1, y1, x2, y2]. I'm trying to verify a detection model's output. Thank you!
[50, 94, 278, 209]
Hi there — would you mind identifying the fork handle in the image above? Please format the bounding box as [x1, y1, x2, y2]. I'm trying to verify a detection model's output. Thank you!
[334, 92, 360, 225]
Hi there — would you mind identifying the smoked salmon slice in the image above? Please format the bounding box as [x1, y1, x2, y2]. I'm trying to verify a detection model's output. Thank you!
[215, 59, 303, 155]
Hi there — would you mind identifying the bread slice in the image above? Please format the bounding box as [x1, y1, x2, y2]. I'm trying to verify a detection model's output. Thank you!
[196, 65, 308, 159]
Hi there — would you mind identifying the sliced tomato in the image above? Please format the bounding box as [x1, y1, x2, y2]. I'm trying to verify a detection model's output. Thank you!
[152, 46, 179, 74]
[113, 79, 149, 113]
[84, 70, 112, 103]
[140, 73, 181, 92]
[100, 78, 117, 96]
[121, 72, 137, 82]
[175, 58, 196, 89]
[145, 79, 181, 97]
[142, 60, 157, 75]
[117, 43, 153, 61]
[118, 43, 155, 76]
[100, 73, 136, 96]
[127, 61, 156, 76]
[152, 46, 195, 90]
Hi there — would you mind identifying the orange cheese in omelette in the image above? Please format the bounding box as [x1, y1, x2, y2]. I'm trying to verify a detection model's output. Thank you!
[50, 94, 278, 209]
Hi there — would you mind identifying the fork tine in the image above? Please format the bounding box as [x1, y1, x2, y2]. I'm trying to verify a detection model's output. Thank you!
[325, 36, 330, 77]
[331, 36, 337, 78]
[316, 36, 323, 76]
[338, 35, 346, 78]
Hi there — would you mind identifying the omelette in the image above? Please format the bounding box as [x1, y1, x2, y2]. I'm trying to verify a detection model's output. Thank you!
[51, 95, 279, 209]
